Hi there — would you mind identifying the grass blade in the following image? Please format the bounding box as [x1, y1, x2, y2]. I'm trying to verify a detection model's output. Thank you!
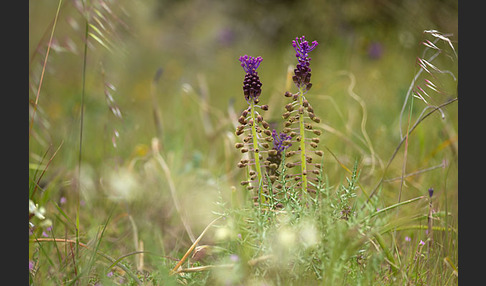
[30, 238, 143, 285]
[368, 196, 425, 219]
[373, 232, 400, 271]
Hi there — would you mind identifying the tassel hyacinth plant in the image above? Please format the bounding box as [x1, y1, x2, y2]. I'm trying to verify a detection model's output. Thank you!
[235, 36, 324, 208]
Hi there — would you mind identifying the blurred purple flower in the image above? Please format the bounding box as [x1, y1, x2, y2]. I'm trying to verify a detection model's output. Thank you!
[60, 197, 67, 204]
[367, 42, 383, 60]
[428, 187, 434, 198]
[217, 27, 235, 47]
[292, 36, 318, 89]
[405, 236, 411, 242]
[230, 254, 240, 262]
[419, 240, 425, 246]
[42, 226, 53, 237]
[107, 271, 114, 277]
[29, 260, 34, 271]
[239, 55, 263, 104]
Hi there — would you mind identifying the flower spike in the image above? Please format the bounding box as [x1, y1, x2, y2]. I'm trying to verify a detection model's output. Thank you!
[292, 36, 318, 90]
[236, 55, 271, 206]
[281, 36, 322, 200]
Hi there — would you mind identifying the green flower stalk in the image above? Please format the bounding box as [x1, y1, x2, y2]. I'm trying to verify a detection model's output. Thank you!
[235, 55, 272, 206]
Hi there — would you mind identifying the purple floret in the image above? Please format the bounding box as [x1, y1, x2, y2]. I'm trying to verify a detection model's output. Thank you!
[292, 36, 318, 65]
[272, 129, 292, 153]
[239, 55, 262, 75]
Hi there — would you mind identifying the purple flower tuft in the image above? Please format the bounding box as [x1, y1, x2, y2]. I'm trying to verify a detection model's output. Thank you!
[239, 55, 263, 104]
[292, 36, 318, 63]
[292, 36, 318, 89]
[428, 187, 434, 198]
[239, 55, 262, 75]
[272, 129, 292, 153]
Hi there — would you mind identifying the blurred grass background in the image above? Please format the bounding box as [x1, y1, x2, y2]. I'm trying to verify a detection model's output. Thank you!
[29, 0, 457, 281]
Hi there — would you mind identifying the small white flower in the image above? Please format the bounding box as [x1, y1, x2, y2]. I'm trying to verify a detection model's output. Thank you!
[29, 200, 46, 220]
[35, 207, 46, 220]
[29, 200, 36, 213]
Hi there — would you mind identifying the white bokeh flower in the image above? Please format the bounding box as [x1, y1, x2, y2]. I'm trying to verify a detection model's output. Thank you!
[29, 200, 46, 220]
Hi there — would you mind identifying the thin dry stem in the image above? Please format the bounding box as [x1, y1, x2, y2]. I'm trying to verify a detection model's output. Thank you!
[29, 0, 63, 138]
[30, 141, 63, 200]
[172, 254, 274, 274]
[152, 137, 196, 243]
[170, 216, 222, 274]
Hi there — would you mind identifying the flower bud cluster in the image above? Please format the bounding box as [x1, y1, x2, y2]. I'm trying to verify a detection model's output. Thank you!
[234, 103, 275, 205]
[281, 90, 323, 195]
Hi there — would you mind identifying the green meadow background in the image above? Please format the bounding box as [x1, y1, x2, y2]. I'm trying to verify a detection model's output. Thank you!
[29, 0, 457, 284]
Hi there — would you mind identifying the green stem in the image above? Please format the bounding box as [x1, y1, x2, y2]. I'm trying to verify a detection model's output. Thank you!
[298, 87, 308, 195]
[250, 100, 265, 204]
[76, 2, 89, 265]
